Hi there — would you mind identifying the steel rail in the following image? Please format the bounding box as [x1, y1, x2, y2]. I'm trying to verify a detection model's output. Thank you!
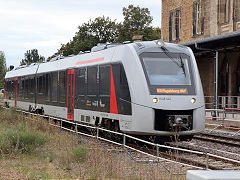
[4, 106, 203, 169]
[4, 106, 240, 169]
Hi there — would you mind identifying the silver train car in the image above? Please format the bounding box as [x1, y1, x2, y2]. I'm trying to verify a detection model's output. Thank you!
[4, 40, 205, 141]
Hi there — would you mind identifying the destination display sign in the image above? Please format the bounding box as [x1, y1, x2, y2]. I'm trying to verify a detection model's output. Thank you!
[156, 88, 188, 94]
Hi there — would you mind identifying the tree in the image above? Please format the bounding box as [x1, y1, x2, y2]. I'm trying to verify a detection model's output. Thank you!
[51, 16, 119, 58]
[20, 49, 45, 65]
[48, 5, 161, 60]
[0, 51, 7, 88]
[117, 5, 161, 42]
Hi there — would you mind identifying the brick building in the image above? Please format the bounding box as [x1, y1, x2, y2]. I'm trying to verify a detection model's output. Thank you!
[162, 0, 240, 108]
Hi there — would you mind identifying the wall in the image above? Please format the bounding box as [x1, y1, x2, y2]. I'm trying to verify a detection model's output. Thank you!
[162, 0, 240, 98]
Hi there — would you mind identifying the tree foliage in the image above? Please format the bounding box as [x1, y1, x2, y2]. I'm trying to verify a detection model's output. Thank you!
[20, 49, 45, 65]
[48, 5, 161, 59]
[117, 5, 160, 42]
[48, 16, 119, 60]
[0, 51, 7, 88]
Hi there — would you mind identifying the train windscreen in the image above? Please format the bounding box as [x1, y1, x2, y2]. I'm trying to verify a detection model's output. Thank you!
[142, 56, 191, 86]
[140, 52, 195, 95]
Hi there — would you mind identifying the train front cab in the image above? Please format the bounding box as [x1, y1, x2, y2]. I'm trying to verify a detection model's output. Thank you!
[124, 43, 205, 138]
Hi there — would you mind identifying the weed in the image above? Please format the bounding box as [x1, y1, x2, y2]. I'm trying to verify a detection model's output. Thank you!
[0, 107, 18, 123]
[73, 145, 88, 163]
[0, 108, 187, 179]
[43, 151, 54, 163]
[0, 127, 48, 154]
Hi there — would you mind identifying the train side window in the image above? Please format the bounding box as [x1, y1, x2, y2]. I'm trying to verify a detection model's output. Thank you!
[30, 77, 35, 95]
[28, 78, 31, 97]
[29, 78, 32, 94]
[59, 71, 66, 104]
[8, 80, 12, 98]
[99, 65, 110, 95]
[10, 80, 13, 95]
[38, 76, 43, 94]
[18, 78, 22, 99]
[11, 80, 14, 97]
[76, 68, 86, 96]
[25, 78, 28, 99]
[42, 75, 45, 94]
[10, 80, 13, 97]
[22, 78, 25, 99]
[51, 72, 58, 102]
[120, 64, 128, 86]
[87, 66, 98, 95]
[45, 74, 50, 101]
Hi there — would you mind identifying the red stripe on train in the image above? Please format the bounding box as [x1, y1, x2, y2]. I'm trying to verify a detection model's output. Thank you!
[110, 65, 118, 114]
[75, 57, 104, 65]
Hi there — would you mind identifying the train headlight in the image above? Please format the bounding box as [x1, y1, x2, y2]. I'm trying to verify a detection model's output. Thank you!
[191, 98, 196, 104]
[153, 98, 158, 103]
[156, 40, 165, 47]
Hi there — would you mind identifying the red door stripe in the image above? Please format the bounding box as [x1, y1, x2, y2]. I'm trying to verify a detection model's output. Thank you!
[73, 72, 75, 119]
[67, 69, 75, 120]
[110, 65, 118, 114]
[67, 72, 69, 118]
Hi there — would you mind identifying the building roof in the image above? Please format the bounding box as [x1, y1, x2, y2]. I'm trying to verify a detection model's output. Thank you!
[182, 30, 240, 52]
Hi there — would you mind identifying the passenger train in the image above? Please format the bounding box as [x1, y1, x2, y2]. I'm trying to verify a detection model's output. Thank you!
[4, 40, 205, 141]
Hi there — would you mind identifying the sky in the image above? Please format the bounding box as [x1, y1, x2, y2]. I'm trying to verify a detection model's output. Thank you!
[0, 0, 162, 68]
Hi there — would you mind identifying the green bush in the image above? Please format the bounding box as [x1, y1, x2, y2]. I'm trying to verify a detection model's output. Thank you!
[0, 127, 48, 154]
[0, 108, 18, 123]
[73, 145, 88, 162]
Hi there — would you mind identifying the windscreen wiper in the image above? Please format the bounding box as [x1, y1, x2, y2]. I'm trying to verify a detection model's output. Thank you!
[161, 46, 181, 68]
[161, 46, 186, 76]
[180, 56, 186, 77]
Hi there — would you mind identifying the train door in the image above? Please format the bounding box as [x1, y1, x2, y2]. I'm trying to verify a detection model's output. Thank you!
[14, 77, 18, 108]
[67, 69, 75, 120]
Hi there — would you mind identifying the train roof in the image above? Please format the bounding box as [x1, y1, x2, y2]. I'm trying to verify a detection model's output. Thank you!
[5, 40, 191, 79]
[5, 63, 39, 79]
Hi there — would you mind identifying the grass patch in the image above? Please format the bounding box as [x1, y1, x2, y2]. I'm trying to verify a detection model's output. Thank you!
[0, 108, 48, 155]
[0, 128, 48, 154]
[0, 108, 188, 179]
[0, 107, 18, 123]
[73, 145, 88, 163]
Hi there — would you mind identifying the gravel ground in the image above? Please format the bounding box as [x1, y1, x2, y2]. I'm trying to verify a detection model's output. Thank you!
[181, 139, 240, 161]
[203, 128, 240, 140]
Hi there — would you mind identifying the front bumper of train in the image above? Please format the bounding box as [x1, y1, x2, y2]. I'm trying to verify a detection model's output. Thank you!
[121, 105, 205, 136]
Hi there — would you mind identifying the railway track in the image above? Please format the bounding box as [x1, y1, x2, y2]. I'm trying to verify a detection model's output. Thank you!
[2, 106, 240, 171]
[163, 131, 240, 170]
[193, 133, 240, 147]
[135, 139, 240, 170]
[166, 142, 240, 170]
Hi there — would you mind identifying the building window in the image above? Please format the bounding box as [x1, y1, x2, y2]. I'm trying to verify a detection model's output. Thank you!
[169, 9, 181, 42]
[233, 0, 240, 22]
[219, 0, 231, 24]
[193, 1, 203, 36]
